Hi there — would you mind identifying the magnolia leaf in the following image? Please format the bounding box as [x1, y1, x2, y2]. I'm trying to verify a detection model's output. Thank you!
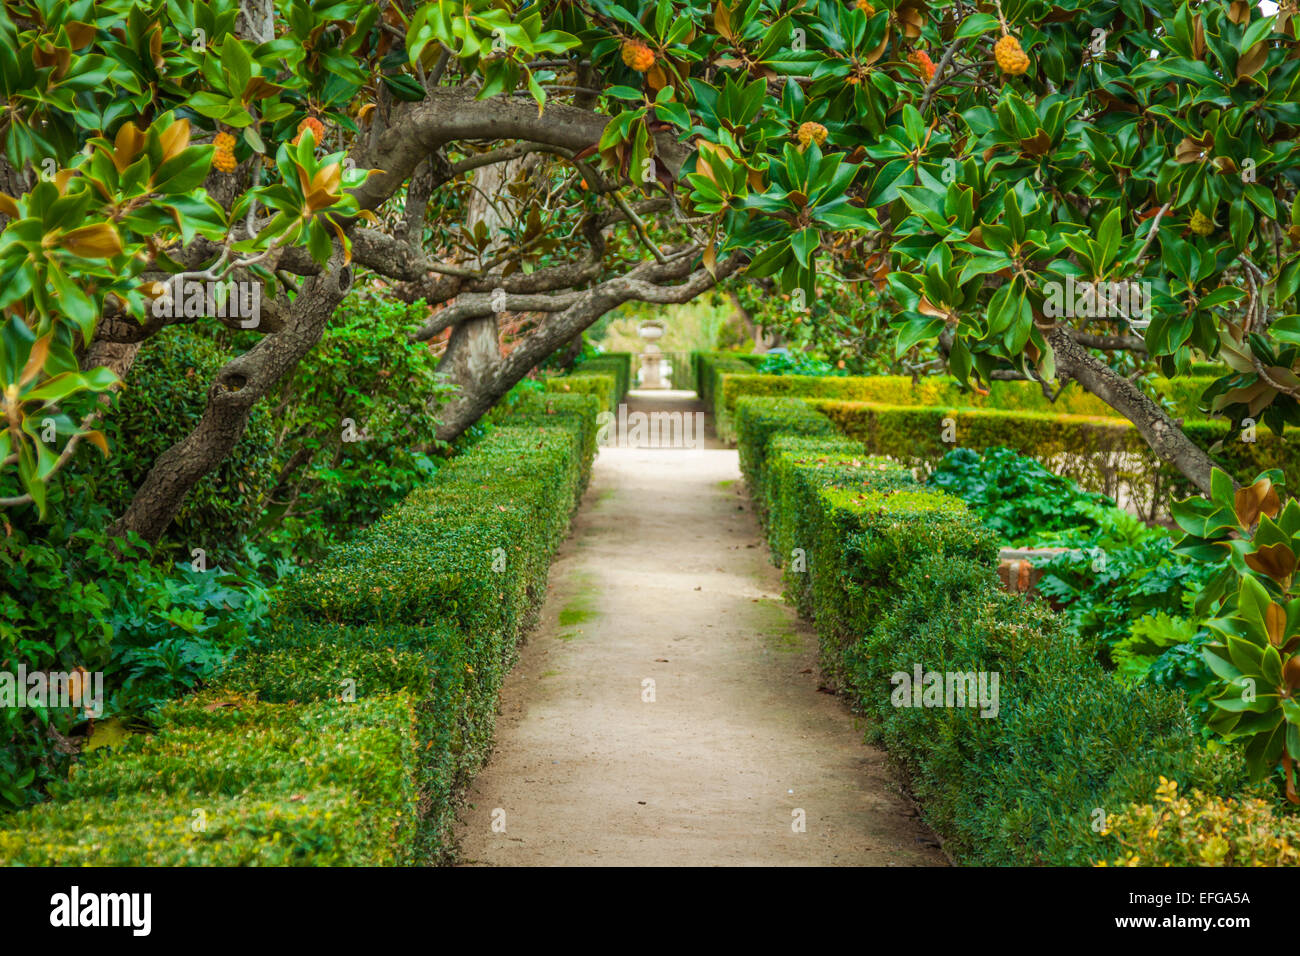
[1245, 542, 1297, 584]
[60, 223, 123, 259]
[1235, 477, 1281, 528]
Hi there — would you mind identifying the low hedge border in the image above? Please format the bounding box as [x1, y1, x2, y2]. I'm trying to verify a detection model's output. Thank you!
[693, 351, 757, 413]
[546, 373, 617, 413]
[574, 352, 633, 401]
[800, 398, 1298, 517]
[1, 394, 600, 865]
[735, 404, 1251, 865]
[0, 692, 421, 865]
[713, 370, 1226, 443]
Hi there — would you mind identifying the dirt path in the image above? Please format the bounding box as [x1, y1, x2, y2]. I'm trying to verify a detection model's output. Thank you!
[453, 390, 945, 866]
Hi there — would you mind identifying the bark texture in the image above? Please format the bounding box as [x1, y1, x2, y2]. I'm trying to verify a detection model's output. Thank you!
[1047, 323, 1218, 496]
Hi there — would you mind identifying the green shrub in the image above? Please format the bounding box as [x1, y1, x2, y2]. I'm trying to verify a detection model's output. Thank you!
[856, 556, 1246, 866]
[498, 392, 601, 492]
[764, 438, 912, 618]
[0, 494, 275, 810]
[72, 325, 277, 563]
[546, 372, 617, 413]
[260, 396, 597, 859]
[0, 692, 421, 865]
[275, 426, 577, 631]
[928, 446, 1111, 545]
[219, 619, 479, 860]
[812, 485, 996, 690]
[713, 371, 1258, 446]
[732, 396, 840, 505]
[739, 416, 1249, 865]
[754, 353, 848, 377]
[692, 351, 757, 420]
[810, 398, 1300, 520]
[253, 291, 451, 561]
[574, 352, 632, 400]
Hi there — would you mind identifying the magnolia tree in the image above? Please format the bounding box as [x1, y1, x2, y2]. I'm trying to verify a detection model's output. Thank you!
[3, 0, 1300, 533]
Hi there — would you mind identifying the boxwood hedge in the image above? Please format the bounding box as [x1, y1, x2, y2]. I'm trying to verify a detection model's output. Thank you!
[0, 394, 600, 865]
[0, 693, 421, 866]
[736, 405, 1251, 866]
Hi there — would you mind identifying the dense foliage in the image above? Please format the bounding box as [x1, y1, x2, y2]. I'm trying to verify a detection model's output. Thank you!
[0, 389, 600, 855]
[734, 403, 1249, 864]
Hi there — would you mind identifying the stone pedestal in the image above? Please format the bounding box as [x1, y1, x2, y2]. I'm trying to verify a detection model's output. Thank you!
[640, 344, 663, 388]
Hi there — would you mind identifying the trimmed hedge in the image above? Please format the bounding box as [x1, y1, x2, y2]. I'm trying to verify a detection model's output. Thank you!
[721, 372, 1118, 424]
[497, 391, 601, 492]
[574, 352, 632, 401]
[736, 409, 1250, 866]
[808, 398, 1300, 517]
[546, 372, 617, 413]
[702, 361, 1239, 444]
[693, 351, 756, 409]
[0, 692, 421, 865]
[765, 437, 915, 620]
[2, 394, 600, 865]
[733, 396, 840, 504]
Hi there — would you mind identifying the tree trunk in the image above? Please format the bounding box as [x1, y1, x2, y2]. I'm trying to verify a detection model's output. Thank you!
[434, 312, 502, 437]
[109, 256, 352, 544]
[433, 160, 515, 431]
[433, 253, 741, 442]
[1047, 324, 1218, 497]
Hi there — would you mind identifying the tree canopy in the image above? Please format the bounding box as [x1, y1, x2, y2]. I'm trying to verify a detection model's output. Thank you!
[2, 0, 1300, 539]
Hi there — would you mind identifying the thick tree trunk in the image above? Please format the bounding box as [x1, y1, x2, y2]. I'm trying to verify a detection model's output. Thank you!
[433, 160, 514, 433]
[435, 312, 503, 436]
[1047, 324, 1218, 497]
[109, 256, 351, 544]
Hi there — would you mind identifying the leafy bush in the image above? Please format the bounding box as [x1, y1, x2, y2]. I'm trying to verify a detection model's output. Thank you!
[755, 352, 847, 377]
[73, 325, 277, 564]
[0, 493, 274, 810]
[858, 557, 1247, 866]
[932, 445, 1220, 719]
[1098, 778, 1299, 867]
[929, 446, 1109, 544]
[497, 391, 601, 492]
[1032, 503, 1214, 665]
[253, 291, 452, 561]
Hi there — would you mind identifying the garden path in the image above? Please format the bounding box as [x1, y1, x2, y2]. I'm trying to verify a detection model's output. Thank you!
[453, 390, 945, 865]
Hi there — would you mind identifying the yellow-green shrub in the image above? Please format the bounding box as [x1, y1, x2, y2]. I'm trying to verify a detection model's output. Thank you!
[1097, 778, 1298, 866]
